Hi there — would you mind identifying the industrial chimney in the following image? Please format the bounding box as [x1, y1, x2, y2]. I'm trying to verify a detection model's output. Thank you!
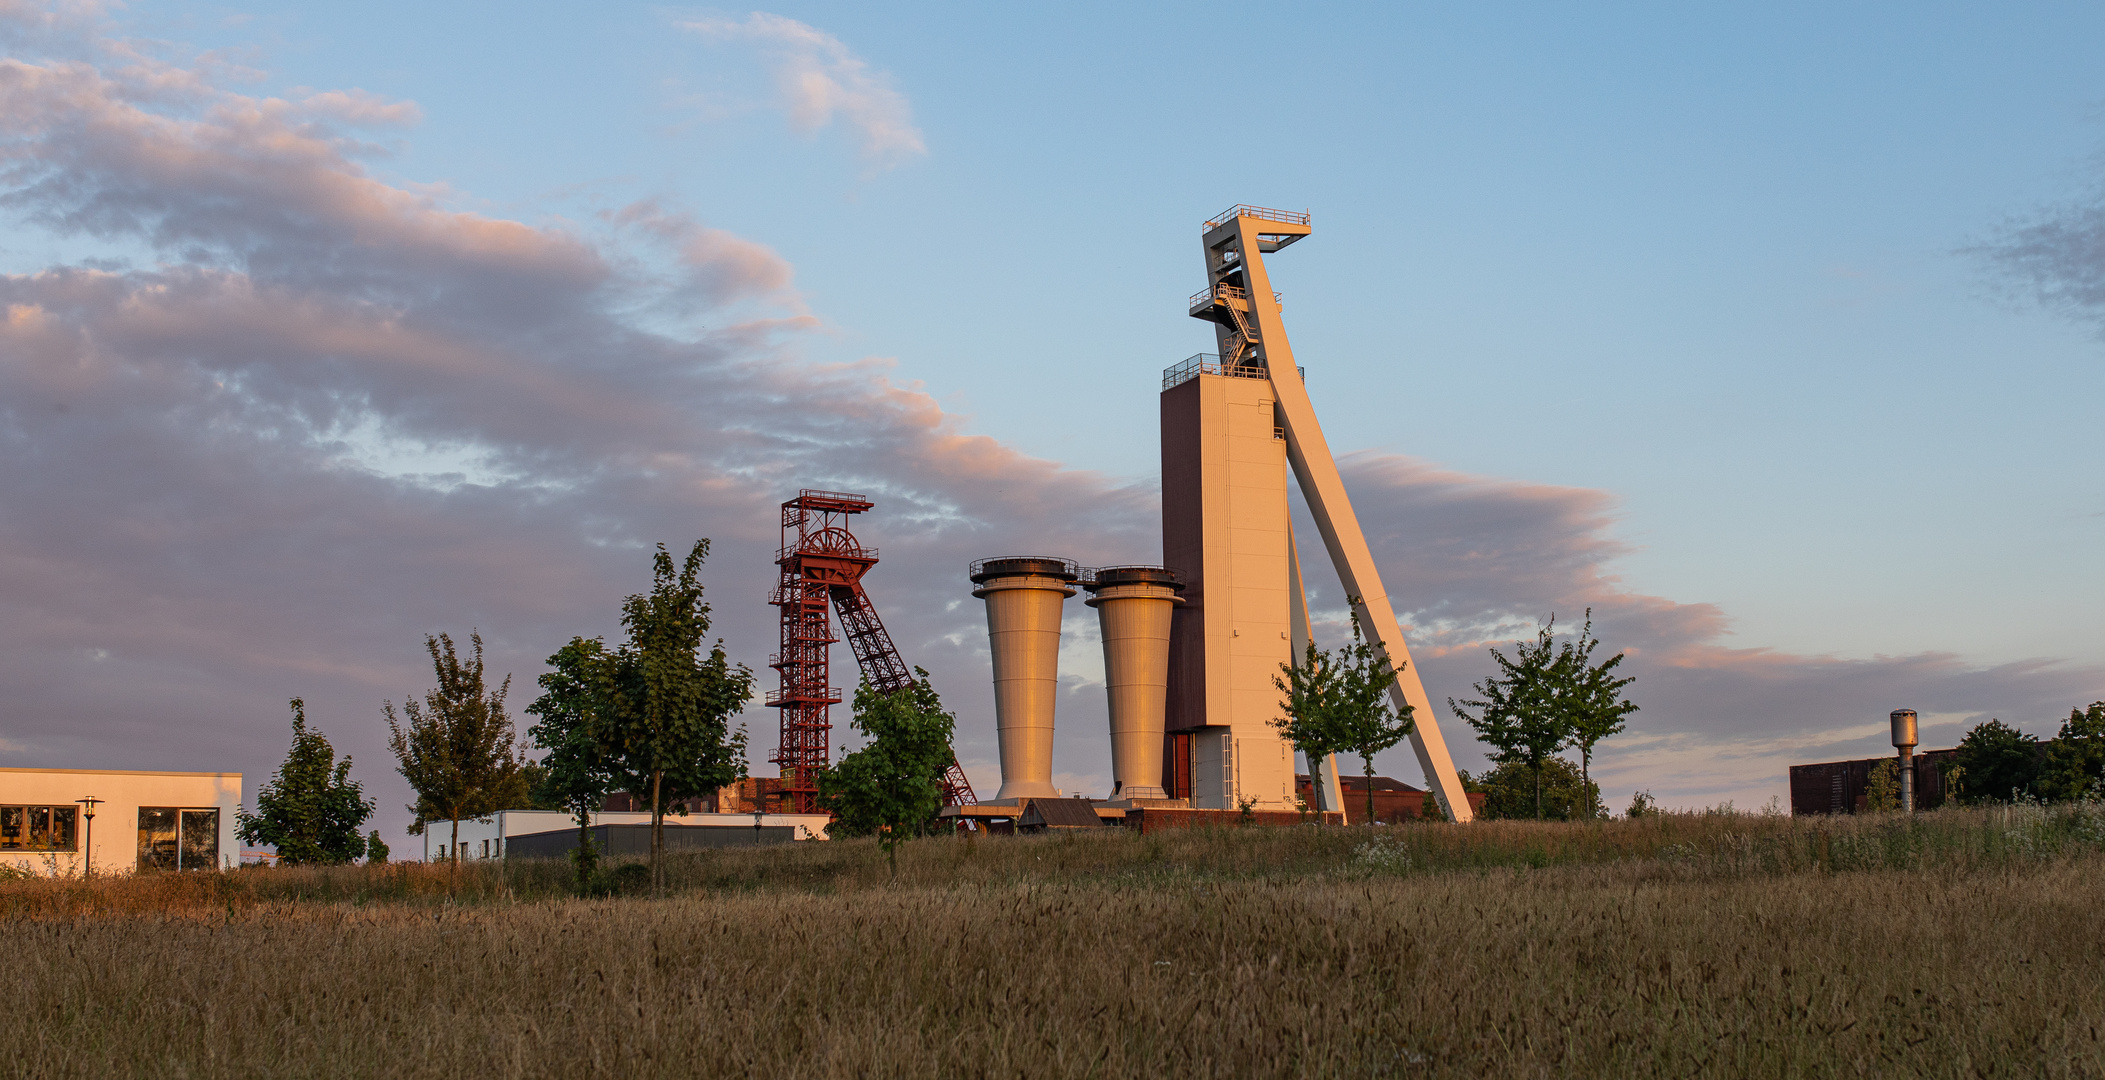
[1082, 566, 1184, 802]
[971, 557, 1079, 801]
[1890, 709, 1919, 812]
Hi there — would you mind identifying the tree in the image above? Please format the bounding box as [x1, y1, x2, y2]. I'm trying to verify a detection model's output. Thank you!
[1474, 757, 1603, 821]
[1952, 719, 2041, 804]
[365, 831, 390, 864]
[1864, 759, 1901, 812]
[2038, 702, 2105, 802]
[384, 631, 533, 865]
[525, 636, 621, 890]
[237, 698, 374, 865]
[590, 540, 755, 893]
[1559, 610, 1638, 815]
[1451, 618, 1571, 819]
[1271, 640, 1352, 814]
[820, 671, 957, 877]
[1289, 607, 1416, 826]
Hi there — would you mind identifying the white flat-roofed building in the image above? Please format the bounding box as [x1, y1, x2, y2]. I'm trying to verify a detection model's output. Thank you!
[0, 768, 241, 876]
[420, 809, 831, 861]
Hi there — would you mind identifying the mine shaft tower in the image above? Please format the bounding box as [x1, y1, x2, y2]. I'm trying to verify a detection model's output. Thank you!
[769, 490, 975, 814]
[1172, 205, 1475, 821]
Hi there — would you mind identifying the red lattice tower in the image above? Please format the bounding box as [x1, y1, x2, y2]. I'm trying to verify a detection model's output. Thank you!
[768, 490, 978, 814]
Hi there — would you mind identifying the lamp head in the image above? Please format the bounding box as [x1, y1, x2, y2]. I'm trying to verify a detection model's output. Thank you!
[75, 795, 101, 818]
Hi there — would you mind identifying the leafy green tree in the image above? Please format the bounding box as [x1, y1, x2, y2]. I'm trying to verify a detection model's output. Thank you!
[1301, 607, 1416, 826]
[1625, 790, 1656, 818]
[365, 831, 389, 864]
[1474, 757, 1603, 821]
[1452, 618, 1571, 819]
[1560, 611, 1638, 815]
[384, 631, 533, 865]
[1952, 719, 2041, 804]
[590, 540, 755, 893]
[820, 671, 957, 876]
[525, 636, 621, 889]
[1272, 641, 1352, 814]
[237, 698, 374, 865]
[2038, 702, 2105, 802]
[1864, 758, 1901, 812]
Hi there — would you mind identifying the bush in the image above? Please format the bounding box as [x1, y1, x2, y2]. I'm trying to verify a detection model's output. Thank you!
[1953, 720, 2040, 804]
[2039, 703, 2105, 802]
[1865, 759, 1900, 812]
[1476, 757, 1604, 820]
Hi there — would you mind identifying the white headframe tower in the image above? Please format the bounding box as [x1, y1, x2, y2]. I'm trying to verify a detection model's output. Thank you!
[1163, 205, 1475, 822]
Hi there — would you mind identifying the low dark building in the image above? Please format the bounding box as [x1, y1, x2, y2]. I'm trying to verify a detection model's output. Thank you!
[1292, 774, 1489, 824]
[505, 822, 796, 859]
[1017, 798, 1105, 832]
[1788, 749, 1957, 815]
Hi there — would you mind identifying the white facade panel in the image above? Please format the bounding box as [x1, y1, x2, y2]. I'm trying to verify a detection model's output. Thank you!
[0, 768, 241, 876]
[418, 809, 833, 861]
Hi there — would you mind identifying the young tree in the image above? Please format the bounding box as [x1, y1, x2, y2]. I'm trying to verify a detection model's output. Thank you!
[365, 831, 390, 864]
[384, 631, 533, 865]
[1952, 719, 2041, 804]
[2038, 702, 2105, 802]
[525, 636, 620, 890]
[591, 540, 755, 893]
[237, 698, 374, 865]
[1451, 618, 1571, 819]
[1272, 640, 1351, 815]
[820, 671, 957, 877]
[1305, 608, 1416, 826]
[1560, 610, 1638, 815]
[1864, 759, 1901, 812]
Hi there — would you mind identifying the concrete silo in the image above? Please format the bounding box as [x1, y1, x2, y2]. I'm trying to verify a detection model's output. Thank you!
[970, 557, 1079, 801]
[1082, 566, 1184, 801]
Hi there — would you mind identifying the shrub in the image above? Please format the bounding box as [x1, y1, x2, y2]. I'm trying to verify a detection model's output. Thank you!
[1953, 720, 2040, 804]
[1476, 757, 1603, 820]
[1865, 759, 1900, 812]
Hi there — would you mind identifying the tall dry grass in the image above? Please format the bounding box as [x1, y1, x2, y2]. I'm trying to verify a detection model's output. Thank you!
[6, 805, 2103, 1078]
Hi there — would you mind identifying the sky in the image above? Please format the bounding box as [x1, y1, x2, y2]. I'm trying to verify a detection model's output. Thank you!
[2, 1, 2102, 841]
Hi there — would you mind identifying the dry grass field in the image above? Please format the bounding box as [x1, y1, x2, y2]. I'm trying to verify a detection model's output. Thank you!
[6, 804, 2104, 1079]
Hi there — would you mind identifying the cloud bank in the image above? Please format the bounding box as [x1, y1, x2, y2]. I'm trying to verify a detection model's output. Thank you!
[0, 12, 2093, 836]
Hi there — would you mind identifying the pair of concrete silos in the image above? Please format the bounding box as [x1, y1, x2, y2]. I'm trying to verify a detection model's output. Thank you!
[968, 558, 1184, 802]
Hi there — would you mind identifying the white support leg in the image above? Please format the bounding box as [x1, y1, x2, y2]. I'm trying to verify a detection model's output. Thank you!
[1222, 213, 1475, 822]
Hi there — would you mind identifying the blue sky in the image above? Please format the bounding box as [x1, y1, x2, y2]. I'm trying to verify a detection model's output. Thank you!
[179, 0, 2105, 662]
[1, 2, 2101, 831]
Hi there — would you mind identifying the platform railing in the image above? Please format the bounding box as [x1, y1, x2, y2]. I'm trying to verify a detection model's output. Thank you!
[1161, 354, 1306, 391]
[765, 687, 842, 706]
[1188, 283, 1284, 315]
[1203, 205, 1312, 230]
[966, 556, 1083, 581]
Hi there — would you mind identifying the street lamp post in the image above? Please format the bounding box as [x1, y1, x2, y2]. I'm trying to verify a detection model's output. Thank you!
[75, 796, 102, 877]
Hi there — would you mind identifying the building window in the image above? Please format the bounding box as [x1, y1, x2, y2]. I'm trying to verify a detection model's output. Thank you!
[0, 805, 79, 851]
[136, 807, 220, 872]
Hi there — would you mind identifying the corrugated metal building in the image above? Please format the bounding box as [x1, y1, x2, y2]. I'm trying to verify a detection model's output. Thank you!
[1788, 749, 1957, 815]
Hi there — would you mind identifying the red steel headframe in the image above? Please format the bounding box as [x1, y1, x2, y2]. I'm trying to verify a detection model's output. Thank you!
[767, 490, 977, 814]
